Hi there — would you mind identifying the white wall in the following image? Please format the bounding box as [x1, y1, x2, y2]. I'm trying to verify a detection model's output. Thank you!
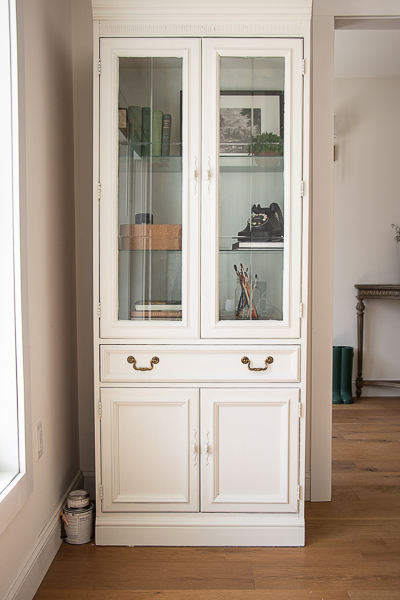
[334, 75, 400, 395]
[0, 1, 80, 597]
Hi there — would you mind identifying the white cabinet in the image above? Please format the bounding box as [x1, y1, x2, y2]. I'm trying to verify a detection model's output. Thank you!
[101, 387, 299, 514]
[92, 0, 310, 547]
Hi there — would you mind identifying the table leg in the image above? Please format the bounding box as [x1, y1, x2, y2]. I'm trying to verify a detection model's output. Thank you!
[356, 296, 365, 397]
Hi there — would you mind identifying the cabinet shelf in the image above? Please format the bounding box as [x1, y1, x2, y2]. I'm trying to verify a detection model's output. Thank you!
[220, 243, 284, 252]
[118, 153, 282, 173]
[219, 155, 284, 173]
[117, 152, 183, 172]
[118, 248, 182, 253]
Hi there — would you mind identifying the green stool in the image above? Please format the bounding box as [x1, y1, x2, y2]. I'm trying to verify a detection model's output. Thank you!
[332, 345, 354, 404]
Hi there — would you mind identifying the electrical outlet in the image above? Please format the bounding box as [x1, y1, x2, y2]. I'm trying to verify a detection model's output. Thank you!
[36, 420, 43, 460]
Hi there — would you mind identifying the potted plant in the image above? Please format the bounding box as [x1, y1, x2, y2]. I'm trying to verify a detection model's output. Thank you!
[247, 131, 284, 156]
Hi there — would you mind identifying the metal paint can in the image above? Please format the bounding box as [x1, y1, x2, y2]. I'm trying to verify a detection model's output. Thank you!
[62, 502, 94, 545]
[67, 489, 90, 509]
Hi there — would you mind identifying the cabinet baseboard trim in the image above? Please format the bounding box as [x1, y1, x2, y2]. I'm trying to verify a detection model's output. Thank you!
[3, 471, 83, 600]
[96, 517, 305, 547]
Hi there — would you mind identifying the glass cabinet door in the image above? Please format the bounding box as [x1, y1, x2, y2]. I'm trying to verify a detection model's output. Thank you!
[99, 39, 200, 338]
[201, 39, 304, 339]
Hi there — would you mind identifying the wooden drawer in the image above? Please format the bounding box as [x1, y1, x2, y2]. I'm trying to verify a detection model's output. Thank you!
[100, 345, 300, 383]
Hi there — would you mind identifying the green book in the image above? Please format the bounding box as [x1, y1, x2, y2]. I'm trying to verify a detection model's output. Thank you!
[141, 107, 151, 156]
[161, 114, 172, 156]
[127, 106, 142, 157]
[152, 110, 163, 157]
[141, 108, 163, 157]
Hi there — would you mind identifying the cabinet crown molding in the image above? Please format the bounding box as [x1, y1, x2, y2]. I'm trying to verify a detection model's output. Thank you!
[98, 20, 308, 36]
[92, 0, 312, 21]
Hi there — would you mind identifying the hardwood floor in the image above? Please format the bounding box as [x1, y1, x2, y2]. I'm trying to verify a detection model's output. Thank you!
[34, 397, 400, 600]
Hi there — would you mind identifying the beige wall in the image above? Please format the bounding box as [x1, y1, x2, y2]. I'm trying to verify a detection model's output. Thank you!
[334, 76, 400, 394]
[71, 0, 95, 492]
[311, 13, 334, 500]
[312, 0, 400, 501]
[0, 0, 80, 596]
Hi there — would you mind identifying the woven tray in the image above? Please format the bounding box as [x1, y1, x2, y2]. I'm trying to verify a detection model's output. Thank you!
[120, 224, 182, 250]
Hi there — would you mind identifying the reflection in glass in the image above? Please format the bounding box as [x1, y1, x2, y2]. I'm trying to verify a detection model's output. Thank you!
[117, 57, 183, 322]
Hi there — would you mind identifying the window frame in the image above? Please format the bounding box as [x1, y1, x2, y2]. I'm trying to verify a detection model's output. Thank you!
[0, 0, 32, 536]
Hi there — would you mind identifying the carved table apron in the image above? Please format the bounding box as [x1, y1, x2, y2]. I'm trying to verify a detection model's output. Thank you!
[355, 284, 400, 397]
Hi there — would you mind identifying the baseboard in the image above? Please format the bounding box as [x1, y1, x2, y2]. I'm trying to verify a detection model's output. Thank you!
[305, 471, 311, 501]
[3, 470, 82, 600]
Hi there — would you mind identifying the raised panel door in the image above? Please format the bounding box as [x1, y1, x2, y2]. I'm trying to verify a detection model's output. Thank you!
[100, 388, 199, 512]
[201, 388, 300, 513]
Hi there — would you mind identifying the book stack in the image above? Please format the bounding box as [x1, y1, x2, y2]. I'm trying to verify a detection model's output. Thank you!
[131, 301, 182, 320]
[118, 108, 128, 140]
[126, 106, 172, 158]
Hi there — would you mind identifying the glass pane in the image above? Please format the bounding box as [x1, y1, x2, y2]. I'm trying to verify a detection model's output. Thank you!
[118, 57, 183, 322]
[219, 56, 285, 322]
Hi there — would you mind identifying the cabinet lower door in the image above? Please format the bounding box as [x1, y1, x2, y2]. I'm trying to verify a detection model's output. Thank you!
[201, 388, 300, 513]
[100, 388, 199, 512]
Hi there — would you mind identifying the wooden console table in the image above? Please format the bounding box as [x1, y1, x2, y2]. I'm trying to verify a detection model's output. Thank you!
[355, 284, 400, 397]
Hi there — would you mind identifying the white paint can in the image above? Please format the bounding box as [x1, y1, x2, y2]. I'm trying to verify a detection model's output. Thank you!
[67, 489, 90, 509]
[62, 502, 94, 545]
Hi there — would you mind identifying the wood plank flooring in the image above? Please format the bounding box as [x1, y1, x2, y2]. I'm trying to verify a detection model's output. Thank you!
[34, 397, 400, 600]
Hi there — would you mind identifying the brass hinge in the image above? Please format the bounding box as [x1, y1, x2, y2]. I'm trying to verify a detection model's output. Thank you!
[297, 485, 301, 501]
[98, 303, 101, 318]
[98, 402, 102, 418]
[302, 59, 305, 76]
[298, 402, 302, 418]
[100, 484, 103, 500]
[98, 59, 101, 75]
[98, 182, 101, 199]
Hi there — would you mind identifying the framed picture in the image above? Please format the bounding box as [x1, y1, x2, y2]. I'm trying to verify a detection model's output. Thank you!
[220, 91, 284, 155]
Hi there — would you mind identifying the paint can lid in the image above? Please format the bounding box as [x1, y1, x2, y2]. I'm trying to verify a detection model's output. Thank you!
[67, 489, 90, 509]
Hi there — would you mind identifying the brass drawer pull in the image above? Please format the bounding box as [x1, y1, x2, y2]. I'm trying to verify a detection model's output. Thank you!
[127, 356, 160, 371]
[241, 356, 274, 372]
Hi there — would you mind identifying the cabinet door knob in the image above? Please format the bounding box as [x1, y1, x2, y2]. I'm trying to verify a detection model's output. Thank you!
[203, 429, 210, 466]
[191, 429, 198, 466]
[241, 356, 274, 372]
[127, 356, 160, 371]
[193, 157, 198, 195]
[206, 156, 212, 194]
